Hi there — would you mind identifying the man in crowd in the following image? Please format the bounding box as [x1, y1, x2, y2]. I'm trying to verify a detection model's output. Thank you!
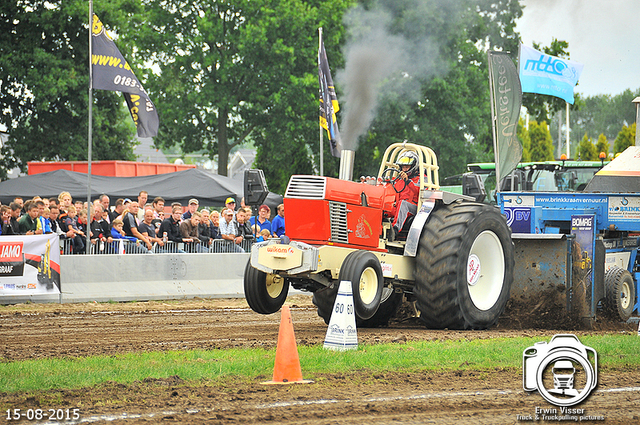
[225, 197, 236, 217]
[139, 209, 166, 252]
[219, 208, 244, 252]
[179, 210, 207, 252]
[158, 205, 188, 253]
[122, 201, 152, 251]
[272, 203, 285, 237]
[98, 194, 111, 223]
[182, 198, 199, 221]
[235, 208, 254, 241]
[110, 198, 125, 223]
[210, 210, 221, 240]
[18, 201, 42, 235]
[136, 191, 148, 221]
[90, 204, 113, 253]
[3, 202, 22, 235]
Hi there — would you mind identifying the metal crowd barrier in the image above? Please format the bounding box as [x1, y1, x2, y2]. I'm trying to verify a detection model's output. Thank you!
[59, 238, 255, 255]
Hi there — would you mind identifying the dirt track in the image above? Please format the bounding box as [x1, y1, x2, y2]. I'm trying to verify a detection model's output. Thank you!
[1, 296, 639, 424]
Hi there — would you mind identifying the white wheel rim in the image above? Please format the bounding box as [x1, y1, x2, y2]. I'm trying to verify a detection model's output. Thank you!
[359, 267, 378, 305]
[621, 280, 631, 310]
[467, 230, 505, 311]
[266, 274, 284, 299]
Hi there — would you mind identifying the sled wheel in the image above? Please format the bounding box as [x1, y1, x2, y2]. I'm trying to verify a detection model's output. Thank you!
[339, 251, 384, 320]
[356, 286, 403, 328]
[604, 266, 635, 321]
[243, 260, 289, 314]
[414, 202, 514, 329]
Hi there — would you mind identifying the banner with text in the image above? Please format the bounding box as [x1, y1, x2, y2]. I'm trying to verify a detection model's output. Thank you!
[0, 234, 61, 296]
[519, 44, 583, 104]
[488, 51, 522, 184]
[91, 14, 159, 138]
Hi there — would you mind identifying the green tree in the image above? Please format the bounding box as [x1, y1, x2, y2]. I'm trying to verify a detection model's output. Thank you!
[517, 118, 531, 162]
[576, 133, 597, 160]
[348, 0, 524, 180]
[613, 123, 635, 154]
[595, 133, 610, 158]
[0, 1, 139, 179]
[120, 0, 351, 192]
[528, 121, 554, 161]
[569, 89, 640, 142]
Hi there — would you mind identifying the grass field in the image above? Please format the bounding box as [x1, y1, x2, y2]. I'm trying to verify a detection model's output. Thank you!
[2, 335, 638, 393]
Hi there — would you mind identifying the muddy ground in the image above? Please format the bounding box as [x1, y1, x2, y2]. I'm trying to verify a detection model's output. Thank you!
[0, 296, 638, 424]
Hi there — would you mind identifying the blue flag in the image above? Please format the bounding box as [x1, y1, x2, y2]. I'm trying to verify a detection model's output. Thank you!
[519, 44, 583, 104]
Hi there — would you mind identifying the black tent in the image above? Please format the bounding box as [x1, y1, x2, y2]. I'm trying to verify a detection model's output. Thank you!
[0, 168, 283, 209]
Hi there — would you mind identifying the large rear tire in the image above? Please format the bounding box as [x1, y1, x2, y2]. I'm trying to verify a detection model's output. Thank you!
[414, 202, 514, 330]
[312, 251, 384, 324]
[604, 266, 635, 322]
[243, 260, 289, 314]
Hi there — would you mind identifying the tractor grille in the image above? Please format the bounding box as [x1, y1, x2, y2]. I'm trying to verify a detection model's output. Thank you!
[329, 201, 349, 244]
[285, 175, 326, 199]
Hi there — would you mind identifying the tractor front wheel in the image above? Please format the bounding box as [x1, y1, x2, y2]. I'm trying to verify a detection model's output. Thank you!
[312, 251, 384, 324]
[414, 202, 514, 329]
[244, 260, 289, 314]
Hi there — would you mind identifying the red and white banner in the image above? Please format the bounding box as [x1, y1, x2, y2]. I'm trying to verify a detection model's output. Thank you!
[0, 234, 61, 295]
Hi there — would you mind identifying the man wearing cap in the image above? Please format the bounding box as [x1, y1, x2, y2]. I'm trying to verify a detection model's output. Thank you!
[182, 198, 199, 221]
[219, 208, 244, 252]
[225, 197, 236, 217]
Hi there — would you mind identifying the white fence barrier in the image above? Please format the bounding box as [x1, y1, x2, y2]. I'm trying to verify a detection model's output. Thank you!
[0, 251, 251, 304]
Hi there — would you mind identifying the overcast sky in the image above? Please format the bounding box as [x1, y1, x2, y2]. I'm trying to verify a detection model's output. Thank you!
[516, 0, 640, 98]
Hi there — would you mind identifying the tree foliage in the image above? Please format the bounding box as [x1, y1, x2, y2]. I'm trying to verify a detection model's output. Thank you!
[595, 133, 609, 158]
[0, 0, 139, 179]
[576, 133, 597, 160]
[517, 118, 531, 162]
[118, 0, 351, 192]
[528, 121, 554, 161]
[613, 123, 635, 154]
[346, 0, 524, 181]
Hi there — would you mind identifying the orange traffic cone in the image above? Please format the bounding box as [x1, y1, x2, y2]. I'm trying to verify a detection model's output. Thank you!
[262, 305, 313, 385]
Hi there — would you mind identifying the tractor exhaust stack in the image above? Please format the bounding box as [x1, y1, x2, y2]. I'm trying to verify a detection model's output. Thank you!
[338, 149, 355, 181]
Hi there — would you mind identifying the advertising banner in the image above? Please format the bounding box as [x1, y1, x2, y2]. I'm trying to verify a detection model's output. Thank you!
[0, 234, 61, 296]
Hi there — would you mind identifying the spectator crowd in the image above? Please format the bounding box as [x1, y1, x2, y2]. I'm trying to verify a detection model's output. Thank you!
[0, 191, 285, 255]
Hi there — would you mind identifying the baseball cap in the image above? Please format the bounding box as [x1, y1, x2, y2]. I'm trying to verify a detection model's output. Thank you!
[189, 198, 199, 205]
[225, 197, 236, 204]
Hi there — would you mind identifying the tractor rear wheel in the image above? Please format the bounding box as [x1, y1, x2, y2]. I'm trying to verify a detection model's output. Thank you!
[604, 266, 635, 322]
[312, 251, 384, 324]
[414, 202, 514, 329]
[243, 260, 289, 314]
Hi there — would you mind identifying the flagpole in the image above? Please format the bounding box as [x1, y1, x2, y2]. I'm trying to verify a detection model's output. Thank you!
[318, 27, 324, 177]
[87, 0, 93, 254]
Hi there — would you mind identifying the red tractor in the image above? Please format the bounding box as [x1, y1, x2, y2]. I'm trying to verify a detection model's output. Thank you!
[244, 143, 514, 329]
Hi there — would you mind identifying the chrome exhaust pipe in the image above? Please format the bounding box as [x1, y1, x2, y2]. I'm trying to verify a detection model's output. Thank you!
[338, 149, 355, 181]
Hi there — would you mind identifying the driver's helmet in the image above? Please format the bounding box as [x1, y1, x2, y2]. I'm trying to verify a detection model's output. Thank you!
[395, 151, 419, 177]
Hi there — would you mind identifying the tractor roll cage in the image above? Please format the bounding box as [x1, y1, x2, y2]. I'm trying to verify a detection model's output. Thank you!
[378, 143, 440, 205]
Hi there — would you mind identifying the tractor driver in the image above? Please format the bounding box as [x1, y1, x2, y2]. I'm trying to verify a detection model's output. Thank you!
[391, 151, 420, 237]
